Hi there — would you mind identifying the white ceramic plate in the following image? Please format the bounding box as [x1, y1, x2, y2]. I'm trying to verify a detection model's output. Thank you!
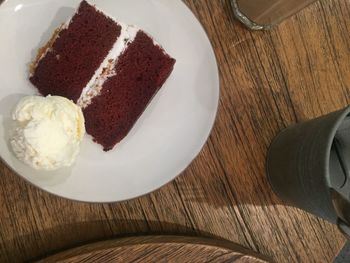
[0, 0, 219, 202]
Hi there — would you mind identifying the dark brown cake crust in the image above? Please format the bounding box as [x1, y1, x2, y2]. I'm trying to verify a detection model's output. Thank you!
[83, 31, 176, 151]
[30, 1, 121, 102]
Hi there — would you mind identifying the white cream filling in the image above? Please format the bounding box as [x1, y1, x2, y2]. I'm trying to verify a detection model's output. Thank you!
[76, 1, 141, 108]
[77, 24, 138, 108]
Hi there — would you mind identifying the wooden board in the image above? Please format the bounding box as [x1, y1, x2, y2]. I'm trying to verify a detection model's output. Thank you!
[37, 236, 270, 263]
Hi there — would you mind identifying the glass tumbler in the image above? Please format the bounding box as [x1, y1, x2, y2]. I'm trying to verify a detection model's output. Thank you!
[231, 0, 319, 30]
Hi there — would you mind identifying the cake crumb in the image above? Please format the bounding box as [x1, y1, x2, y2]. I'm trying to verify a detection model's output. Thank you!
[29, 25, 63, 76]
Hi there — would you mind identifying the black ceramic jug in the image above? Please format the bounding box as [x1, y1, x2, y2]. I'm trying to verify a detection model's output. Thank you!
[267, 107, 350, 238]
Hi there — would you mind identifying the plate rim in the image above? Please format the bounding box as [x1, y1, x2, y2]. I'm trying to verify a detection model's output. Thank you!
[0, 0, 220, 203]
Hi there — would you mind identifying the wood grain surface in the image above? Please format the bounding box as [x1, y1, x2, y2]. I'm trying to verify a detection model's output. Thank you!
[0, 0, 349, 262]
[37, 236, 269, 263]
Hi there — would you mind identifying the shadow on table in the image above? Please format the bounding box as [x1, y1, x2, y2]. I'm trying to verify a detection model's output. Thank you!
[174, 141, 286, 209]
[1, 219, 224, 263]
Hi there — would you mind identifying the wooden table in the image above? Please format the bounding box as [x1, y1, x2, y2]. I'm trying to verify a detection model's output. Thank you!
[1, 0, 349, 262]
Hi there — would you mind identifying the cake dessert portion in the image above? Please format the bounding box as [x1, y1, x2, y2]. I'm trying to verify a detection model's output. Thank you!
[29, 1, 176, 151]
[30, 1, 122, 102]
[83, 31, 176, 151]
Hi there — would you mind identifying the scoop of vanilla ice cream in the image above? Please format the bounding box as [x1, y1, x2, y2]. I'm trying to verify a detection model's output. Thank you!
[10, 95, 85, 170]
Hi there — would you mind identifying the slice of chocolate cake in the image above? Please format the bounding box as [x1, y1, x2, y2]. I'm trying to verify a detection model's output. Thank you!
[30, 1, 122, 102]
[30, 1, 176, 151]
[83, 31, 175, 151]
